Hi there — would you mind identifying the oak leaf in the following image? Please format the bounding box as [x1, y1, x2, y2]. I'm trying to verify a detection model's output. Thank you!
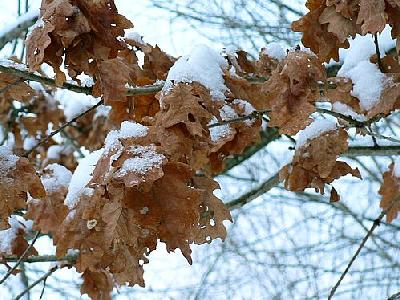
[379, 162, 400, 223]
[280, 127, 361, 201]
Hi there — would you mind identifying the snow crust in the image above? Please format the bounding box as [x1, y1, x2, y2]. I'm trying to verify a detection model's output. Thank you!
[41, 163, 72, 194]
[164, 44, 229, 100]
[116, 145, 165, 177]
[332, 102, 367, 122]
[104, 121, 149, 153]
[65, 149, 104, 209]
[296, 119, 337, 149]
[336, 28, 395, 112]
[0, 145, 18, 175]
[263, 42, 286, 60]
[0, 9, 39, 37]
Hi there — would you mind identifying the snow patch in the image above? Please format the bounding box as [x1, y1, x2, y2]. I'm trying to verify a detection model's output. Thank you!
[233, 99, 255, 125]
[104, 121, 149, 154]
[332, 102, 367, 122]
[55, 89, 99, 121]
[0, 145, 18, 175]
[0, 216, 32, 255]
[164, 44, 229, 100]
[41, 163, 72, 194]
[296, 119, 337, 149]
[208, 105, 239, 142]
[341, 61, 386, 111]
[125, 30, 145, 44]
[336, 29, 394, 112]
[65, 149, 104, 209]
[116, 145, 165, 177]
[23, 136, 37, 151]
[94, 105, 111, 119]
[0, 9, 39, 38]
[263, 42, 286, 61]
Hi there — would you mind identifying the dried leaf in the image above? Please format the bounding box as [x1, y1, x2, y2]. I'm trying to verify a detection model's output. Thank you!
[379, 162, 400, 223]
[280, 127, 361, 199]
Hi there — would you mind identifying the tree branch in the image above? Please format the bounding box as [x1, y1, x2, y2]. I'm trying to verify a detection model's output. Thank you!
[328, 196, 400, 299]
[24, 99, 104, 156]
[0, 60, 164, 96]
[0, 231, 40, 285]
[14, 265, 59, 300]
[225, 145, 400, 209]
[3, 254, 76, 264]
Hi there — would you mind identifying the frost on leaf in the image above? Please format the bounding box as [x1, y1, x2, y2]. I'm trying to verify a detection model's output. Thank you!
[379, 161, 400, 223]
[280, 124, 361, 202]
[0, 147, 45, 229]
[262, 51, 326, 135]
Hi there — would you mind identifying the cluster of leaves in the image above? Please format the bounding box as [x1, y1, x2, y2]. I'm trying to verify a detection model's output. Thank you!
[0, 0, 399, 299]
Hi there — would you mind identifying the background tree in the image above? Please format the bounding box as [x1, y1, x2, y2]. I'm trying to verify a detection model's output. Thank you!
[0, 1, 399, 300]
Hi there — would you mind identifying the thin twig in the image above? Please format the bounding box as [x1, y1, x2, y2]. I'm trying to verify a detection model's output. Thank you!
[0, 10, 38, 50]
[388, 291, 400, 300]
[327, 196, 400, 299]
[207, 109, 270, 128]
[14, 265, 59, 300]
[23, 99, 104, 156]
[225, 145, 400, 210]
[0, 231, 40, 285]
[374, 34, 384, 73]
[3, 254, 77, 264]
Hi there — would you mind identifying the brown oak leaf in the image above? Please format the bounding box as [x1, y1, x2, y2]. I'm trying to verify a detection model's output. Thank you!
[379, 162, 400, 223]
[279, 127, 361, 201]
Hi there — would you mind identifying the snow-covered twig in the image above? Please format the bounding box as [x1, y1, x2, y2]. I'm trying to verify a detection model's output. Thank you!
[0, 61, 164, 96]
[0, 10, 39, 50]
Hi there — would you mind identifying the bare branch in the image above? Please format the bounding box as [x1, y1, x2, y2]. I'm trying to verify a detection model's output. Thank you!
[14, 265, 59, 300]
[24, 99, 104, 156]
[0, 10, 39, 50]
[0, 231, 40, 285]
[0, 61, 164, 96]
[328, 197, 400, 299]
[225, 145, 400, 210]
[3, 254, 77, 264]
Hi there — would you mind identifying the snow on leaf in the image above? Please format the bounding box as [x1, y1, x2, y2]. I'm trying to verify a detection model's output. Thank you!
[163, 44, 229, 100]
